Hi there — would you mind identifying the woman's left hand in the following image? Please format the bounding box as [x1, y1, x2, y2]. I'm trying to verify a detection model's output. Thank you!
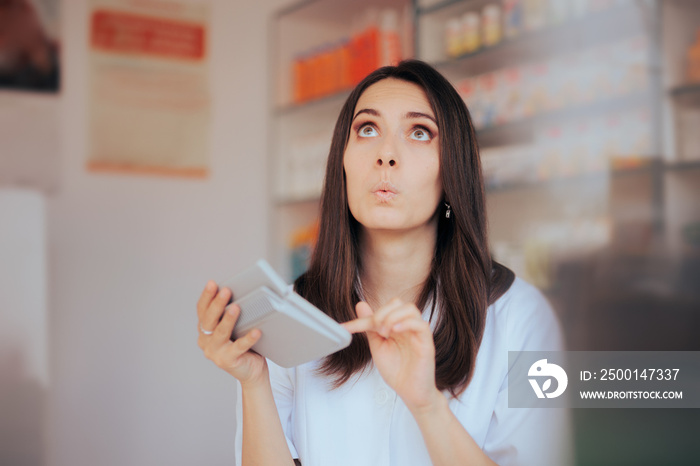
[342, 299, 441, 412]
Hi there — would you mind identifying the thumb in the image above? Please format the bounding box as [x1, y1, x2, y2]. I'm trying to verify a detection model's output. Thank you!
[355, 301, 381, 345]
[355, 301, 374, 319]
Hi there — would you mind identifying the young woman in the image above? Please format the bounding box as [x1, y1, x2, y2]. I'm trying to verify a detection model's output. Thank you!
[197, 60, 571, 466]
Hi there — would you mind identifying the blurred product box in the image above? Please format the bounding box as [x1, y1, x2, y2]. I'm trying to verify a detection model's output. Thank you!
[445, 18, 462, 58]
[481, 4, 502, 47]
[503, 0, 522, 39]
[291, 9, 402, 104]
[480, 104, 652, 189]
[522, 0, 547, 32]
[481, 144, 538, 187]
[687, 29, 700, 82]
[441, 0, 634, 62]
[495, 67, 525, 124]
[289, 220, 319, 280]
[286, 131, 331, 200]
[477, 72, 498, 127]
[462, 11, 481, 53]
[455, 35, 650, 131]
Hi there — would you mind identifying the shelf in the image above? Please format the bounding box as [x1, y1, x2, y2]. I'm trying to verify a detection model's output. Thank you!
[424, 5, 647, 77]
[486, 159, 700, 193]
[486, 161, 662, 193]
[665, 159, 700, 171]
[476, 91, 653, 148]
[275, 90, 350, 115]
[486, 173, 604, 193]
[416, 0, 476, 16]
[275, 194, 322, 206]
[669, 83, 700, 107]
[274, 0, 408, 22]
[610, 160, 660, 176]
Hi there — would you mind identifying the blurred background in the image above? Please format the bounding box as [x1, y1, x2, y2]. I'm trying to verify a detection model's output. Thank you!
[1, 0, 699, 465]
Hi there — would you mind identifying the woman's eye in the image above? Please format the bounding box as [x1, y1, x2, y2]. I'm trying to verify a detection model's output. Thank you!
[359, 124, 378, 137]
[410, 128, 432, 141]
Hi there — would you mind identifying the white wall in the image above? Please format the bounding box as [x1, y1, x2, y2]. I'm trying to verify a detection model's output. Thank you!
[0, 189, 48, 385]
[44, 1, 292, 465]
[0, 189, 48, 466]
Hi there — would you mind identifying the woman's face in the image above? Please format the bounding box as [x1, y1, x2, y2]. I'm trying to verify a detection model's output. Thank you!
[343, 78, 442, 234]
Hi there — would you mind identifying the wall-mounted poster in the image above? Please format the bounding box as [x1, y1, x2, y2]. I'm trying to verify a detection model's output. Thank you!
[87, 0, 210, 177]
[0, 0, 60, 92]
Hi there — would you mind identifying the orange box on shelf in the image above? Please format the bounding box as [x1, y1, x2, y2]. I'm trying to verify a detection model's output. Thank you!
[687, 30, 700, 82]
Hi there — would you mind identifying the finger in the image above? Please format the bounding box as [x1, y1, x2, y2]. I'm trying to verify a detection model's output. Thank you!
[372, 298, 405, 323]
[229, 327, 263, 356]
[388, 315, 431, 335]
[341, 316, 376, 334]
[204, 328, 262, 369]
[377, 304, 422, 337]
[200, 287, 232, 333]
[355, 301, 374, 319]
[196, 280, 218, 320]
[350, 300, 409, 337]
[210, 303, 241, 345]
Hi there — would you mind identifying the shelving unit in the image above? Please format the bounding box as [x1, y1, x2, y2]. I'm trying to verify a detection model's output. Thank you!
[419, 2, 648, 77]
[670, 82, 700, 105]
[660, 0, 700, 262]
[665, 159, 700, 171]
[668, 83, 700, 162]
[413, 0, 663, 291]
[475, 90, 654, 148]
[269, 0, 413, 279]
[268, 0, 699, 289]
[485, 160, 662, 193]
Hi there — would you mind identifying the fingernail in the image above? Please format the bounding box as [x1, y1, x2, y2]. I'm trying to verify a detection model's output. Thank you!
[392, 323, 403, 331]
[227, 304, 239, 315]
[206, 281, 216, 291]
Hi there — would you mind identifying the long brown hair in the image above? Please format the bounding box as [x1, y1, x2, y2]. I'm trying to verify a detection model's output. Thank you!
[294, 59, 514, 396]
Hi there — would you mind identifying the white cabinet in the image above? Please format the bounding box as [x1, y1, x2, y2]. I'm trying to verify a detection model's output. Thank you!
[415, 0, 660, 289]
[269, 0, 699, 283]
[269, 0, 413, 278]
[662, 0, 700, 259]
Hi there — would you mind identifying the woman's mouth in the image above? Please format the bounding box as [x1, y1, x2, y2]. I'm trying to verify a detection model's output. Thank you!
[371, 181, 399, 202]
[373, 190, 396, 202]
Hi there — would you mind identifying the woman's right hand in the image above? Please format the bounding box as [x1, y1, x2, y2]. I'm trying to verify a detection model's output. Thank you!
[197, 280, 268, 387]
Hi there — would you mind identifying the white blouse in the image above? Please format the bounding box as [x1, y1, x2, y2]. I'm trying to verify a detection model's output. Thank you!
[234, 277, 573, 466]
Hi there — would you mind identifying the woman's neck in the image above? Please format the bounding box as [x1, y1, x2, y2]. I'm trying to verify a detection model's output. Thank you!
[359, 223, 436, 310]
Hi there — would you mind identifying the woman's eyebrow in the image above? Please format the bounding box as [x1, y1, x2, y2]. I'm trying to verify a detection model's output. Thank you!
[353, 108, 380, 121]
[405, 111, 436, 125]
[352, 108, 437, 125]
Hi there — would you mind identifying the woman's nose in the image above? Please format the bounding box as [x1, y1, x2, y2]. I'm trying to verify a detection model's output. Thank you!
[376, 156, 396, 167]
[376, 137, 397, 167]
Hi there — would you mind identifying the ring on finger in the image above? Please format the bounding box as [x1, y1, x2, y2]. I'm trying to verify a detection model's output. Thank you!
[199, 325, 214, 335]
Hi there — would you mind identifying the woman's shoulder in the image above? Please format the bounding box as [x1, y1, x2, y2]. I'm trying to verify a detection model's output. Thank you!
[488, 276, 564, 352]
[492, 276, 548, 310]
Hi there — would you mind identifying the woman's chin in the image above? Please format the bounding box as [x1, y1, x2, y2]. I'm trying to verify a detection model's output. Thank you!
[361, 215, 427, 234]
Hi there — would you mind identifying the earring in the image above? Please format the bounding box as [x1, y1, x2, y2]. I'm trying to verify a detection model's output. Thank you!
[445, 202, 451, 219]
